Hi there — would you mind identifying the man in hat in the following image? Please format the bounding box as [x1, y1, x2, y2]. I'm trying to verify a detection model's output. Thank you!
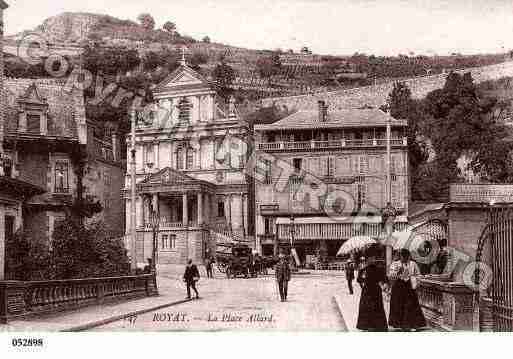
[183, 259, 200, 299]
[275, 252, 291, 302]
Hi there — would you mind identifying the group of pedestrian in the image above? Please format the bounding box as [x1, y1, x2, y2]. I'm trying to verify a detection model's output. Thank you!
[355, 245, 427, 332]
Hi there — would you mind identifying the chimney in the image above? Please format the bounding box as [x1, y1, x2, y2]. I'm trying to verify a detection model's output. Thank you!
[318, 100, 327, 122]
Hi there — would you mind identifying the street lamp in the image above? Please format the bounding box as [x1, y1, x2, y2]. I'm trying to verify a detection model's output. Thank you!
[289, 215, 295, 249]
[289, 214, 299, 271]
[149, 206, 160, 273]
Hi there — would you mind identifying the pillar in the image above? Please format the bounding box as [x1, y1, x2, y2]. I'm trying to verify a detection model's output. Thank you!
[155, 142, 160, 170]
[227, 194, 233, 230]
[240, 193, 246, 236]
[182, 193, 188, 226]
[197, 192, 203, 225]
[0, 204, 5, 280]
[274, 223, 279, 256]
[197, 95, 202, 122]
[204, 193, 210, 224]
[138, 196, 145, 227]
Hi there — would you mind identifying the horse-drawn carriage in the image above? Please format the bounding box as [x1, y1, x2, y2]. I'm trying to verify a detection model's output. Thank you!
[215, 243, 257, 278]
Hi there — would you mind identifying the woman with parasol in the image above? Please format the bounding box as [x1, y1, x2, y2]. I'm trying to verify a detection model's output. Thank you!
[356, 243, 389, 332]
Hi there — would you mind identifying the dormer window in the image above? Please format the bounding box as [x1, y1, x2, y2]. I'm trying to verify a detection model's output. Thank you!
[17, 83, 49, 135]
[26, 113, 41, 134]
[178, 97, 192, 123]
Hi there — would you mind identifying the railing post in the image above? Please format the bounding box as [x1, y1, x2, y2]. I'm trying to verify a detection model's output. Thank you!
[0, 281, 28, 324]
[97, 281, 104, 303]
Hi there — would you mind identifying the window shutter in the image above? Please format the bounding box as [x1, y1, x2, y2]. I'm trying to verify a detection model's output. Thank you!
[328, 156, 335, 177]
[390, 155, 397, 174]
[352, 156, 359, 175]
[321, 157, 329, 177]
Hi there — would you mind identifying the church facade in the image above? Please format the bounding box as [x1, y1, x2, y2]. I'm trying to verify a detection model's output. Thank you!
[124, 59, 251, 265]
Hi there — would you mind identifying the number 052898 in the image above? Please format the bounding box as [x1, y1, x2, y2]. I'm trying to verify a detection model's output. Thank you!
[11, 338, 44, 347]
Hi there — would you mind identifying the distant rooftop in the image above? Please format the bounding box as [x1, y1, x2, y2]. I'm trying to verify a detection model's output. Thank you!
[254, 108, 407, 131]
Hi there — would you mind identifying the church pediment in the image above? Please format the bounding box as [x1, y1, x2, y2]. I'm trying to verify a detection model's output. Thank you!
[154, 65, 213, 94]
[141, 167, 198, 185]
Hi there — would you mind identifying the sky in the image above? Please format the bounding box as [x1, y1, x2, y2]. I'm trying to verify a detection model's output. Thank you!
[3, 0, 513, 56]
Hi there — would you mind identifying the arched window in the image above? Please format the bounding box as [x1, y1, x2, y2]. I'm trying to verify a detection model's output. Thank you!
[178, 97, 192, 123]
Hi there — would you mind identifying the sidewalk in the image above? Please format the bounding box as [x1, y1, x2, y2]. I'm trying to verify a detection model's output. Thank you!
[0, 276, 192, 332]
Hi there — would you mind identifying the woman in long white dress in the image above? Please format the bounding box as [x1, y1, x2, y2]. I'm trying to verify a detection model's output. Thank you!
[388, 248, 426, 331]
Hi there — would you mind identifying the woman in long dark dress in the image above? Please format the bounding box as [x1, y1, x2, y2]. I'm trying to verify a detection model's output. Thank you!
[356, 245, 389, 332]
[388, 249, 426, 331]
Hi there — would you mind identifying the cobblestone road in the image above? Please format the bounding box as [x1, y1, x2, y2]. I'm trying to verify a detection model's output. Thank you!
[93, 273, 349, 331]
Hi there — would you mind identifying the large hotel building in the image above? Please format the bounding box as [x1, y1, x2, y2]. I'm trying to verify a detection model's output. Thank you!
[254, 101, 409, 262]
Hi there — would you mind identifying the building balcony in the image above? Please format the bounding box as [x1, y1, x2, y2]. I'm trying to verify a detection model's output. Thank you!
[257, 137, 407, 152]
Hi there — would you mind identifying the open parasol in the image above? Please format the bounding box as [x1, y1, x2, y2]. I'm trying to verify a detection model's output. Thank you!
[337, 235, 378, 256]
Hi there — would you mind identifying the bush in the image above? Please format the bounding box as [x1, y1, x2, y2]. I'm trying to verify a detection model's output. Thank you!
[51, 218, 130, 279]
[5, 228, 52, 281]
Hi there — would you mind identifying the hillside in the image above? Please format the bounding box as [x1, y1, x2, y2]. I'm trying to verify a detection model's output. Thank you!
[260, 61, 513, 111]
[7, 12, 195, 46]
[5, 12, 510, 101]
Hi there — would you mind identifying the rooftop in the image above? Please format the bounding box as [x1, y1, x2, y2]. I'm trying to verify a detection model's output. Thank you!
[4, 78, 86, 139]
[254, 108, 407, 131]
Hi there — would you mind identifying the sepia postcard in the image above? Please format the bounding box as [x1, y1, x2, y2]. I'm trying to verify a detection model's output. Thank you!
[0, 1, 513, 351]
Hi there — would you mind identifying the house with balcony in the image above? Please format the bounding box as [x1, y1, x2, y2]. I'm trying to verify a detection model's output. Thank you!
[123, 57, 251, 265]
[0, 78, 125, 262]
[254, 100, 410, 262]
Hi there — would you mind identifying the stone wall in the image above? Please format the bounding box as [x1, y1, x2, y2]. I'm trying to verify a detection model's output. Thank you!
[261, 61, 513, 111]
[136, 228, 209, 265]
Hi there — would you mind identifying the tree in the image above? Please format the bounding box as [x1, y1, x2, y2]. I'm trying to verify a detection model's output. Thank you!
[385, 82, 429, 196]
[137, 13, 156, 30]
[202, 36, 211, 43]
[213, 62, 236, 100]
[163, 21, 176, 33]
[83, 44, 140, 76]
[52, 218, 130, 279]
[416, 72, 513, 199]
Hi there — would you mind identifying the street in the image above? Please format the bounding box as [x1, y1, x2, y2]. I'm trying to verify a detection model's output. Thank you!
[92, 270, 351, 331]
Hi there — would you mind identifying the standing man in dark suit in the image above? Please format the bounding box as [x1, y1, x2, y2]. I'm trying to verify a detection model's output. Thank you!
[346, 260, 356, 295]
[275, 253, 291, 302]
[183, 259, 200, 299]
[205, 256, 214, 278]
